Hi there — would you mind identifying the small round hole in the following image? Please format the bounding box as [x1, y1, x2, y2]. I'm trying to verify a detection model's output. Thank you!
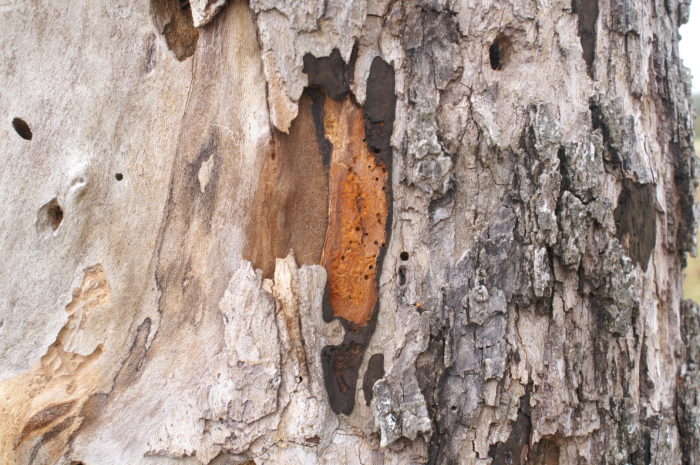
[364, 274, 369, 280]
[50, 206, 64, 229]
[489, 35, 510, 70]
[400, 251, 409, 261]
[37, 198, 64, 233]
[12, 117, 32, 140]
[115, 173, 124, 181]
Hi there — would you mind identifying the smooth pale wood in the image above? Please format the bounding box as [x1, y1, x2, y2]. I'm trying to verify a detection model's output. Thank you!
[0, 0, 697, 464]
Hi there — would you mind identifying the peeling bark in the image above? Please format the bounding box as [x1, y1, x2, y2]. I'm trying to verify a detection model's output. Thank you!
[0, 0, 697, 464]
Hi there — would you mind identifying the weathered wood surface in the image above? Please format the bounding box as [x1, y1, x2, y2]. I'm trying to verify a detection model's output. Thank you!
[0, 0, 697, 464]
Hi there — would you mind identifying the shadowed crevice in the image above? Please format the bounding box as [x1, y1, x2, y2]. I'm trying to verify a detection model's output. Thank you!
[572, 0, 599, 78]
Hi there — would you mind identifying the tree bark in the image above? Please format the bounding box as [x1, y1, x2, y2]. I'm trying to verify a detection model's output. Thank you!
[0, 0, 698, 464]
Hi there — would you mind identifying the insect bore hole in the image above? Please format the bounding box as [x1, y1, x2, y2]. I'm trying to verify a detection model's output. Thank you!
[12, 117, 32, 140]
[489, 35, 510, 70]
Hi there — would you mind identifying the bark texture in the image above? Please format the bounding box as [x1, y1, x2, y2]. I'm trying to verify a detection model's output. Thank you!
[0, 0, 698, 464]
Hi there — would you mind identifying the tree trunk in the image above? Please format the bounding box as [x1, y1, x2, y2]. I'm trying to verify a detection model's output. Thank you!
[1, 0, 698, 464]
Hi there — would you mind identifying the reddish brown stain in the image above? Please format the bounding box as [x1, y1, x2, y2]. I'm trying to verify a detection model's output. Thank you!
[16, 401, 75, 446]
[150, 0, 199, 61]
[321, 97, 388, 327]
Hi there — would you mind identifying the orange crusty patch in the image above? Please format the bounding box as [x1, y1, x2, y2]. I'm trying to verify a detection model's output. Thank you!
[321, 97, 388, 327]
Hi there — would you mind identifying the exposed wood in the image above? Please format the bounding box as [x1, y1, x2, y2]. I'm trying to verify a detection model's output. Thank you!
[0, 0, 697, 464]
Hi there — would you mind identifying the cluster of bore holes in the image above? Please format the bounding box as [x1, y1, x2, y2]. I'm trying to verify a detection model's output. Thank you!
[12, 117, 32, 140]
[396, 252, 409, 286]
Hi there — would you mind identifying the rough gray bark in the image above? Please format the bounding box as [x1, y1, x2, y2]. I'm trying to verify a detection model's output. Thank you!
[0, 0, 698, 464]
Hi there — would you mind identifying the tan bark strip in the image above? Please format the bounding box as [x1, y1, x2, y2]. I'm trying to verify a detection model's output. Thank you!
[243, 92, 329, 278]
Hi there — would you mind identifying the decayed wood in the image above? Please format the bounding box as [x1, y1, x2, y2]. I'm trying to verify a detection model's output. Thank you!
[321, 96, 388, 327]
[0, 0, 697, 464]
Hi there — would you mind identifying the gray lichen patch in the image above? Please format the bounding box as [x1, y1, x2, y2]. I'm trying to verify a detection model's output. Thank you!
[589, 95, 653, 183]
[558, 136, 605, 204]
[592, 239, 637, 337]
[556, 191, 588, 268]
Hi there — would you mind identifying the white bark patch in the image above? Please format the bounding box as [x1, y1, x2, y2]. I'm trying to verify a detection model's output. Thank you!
[146, 261, 282, 462]
[250, 0, 369, 131]
[197, 154, 214, 193]
[190, 0, 227, 28]
[141, 257, 348, 463]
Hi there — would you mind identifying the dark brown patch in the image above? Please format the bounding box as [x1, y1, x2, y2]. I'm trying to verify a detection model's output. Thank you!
[488, 388, 532, 465]
[322, 330, 368, 414]
[614, 179, 657, 270]
[363, 56, 396, 169]
[12, 117, 32, 140]
[302, 48, 357, 101]
[150, 0, 199, 61]
[317, 56, 396, 415]
[17, 401, 75, 446]
[243, 92, 329, 278]
[362, 353, 385, 405]
[489, 35, 511, 71]
[113, 317, 152, 386]
[36, 198, 64, 233]
[572, 0, 599, 78]
[26, 416, 77, 465]
[527, 438, 560, 465]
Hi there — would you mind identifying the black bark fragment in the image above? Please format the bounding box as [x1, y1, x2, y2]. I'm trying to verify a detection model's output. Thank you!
[364, 56, 397, 172]
[321, 325, 371, 415]
[362, 353, 385, 405]
[302, 47, 357, 101]
[614, 180, 657, 271]
[572, 0, 599, 78]
[312, 54, 396, 415]
[488, 388, 532, 465]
